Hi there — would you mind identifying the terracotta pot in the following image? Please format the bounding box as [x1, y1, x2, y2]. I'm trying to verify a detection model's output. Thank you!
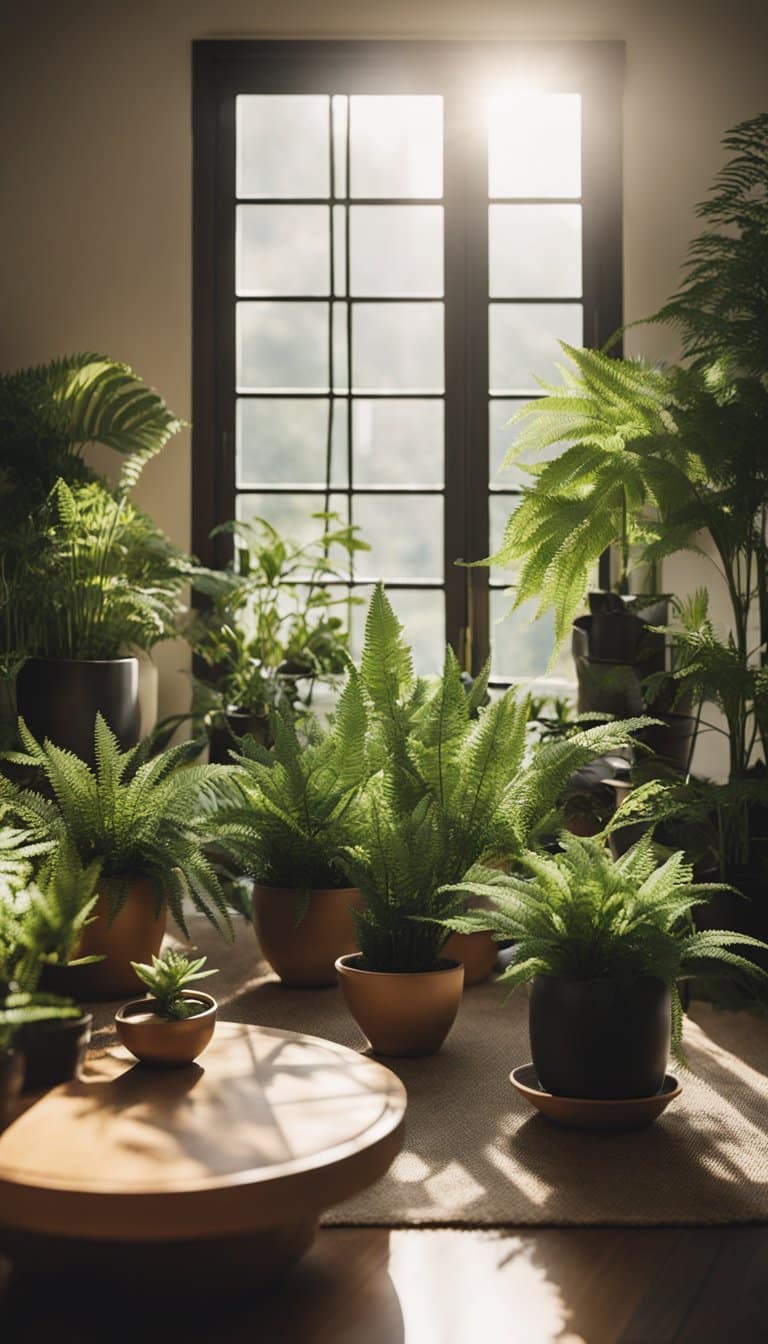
[19, 1014, 92, 1092]
[335, 954, 464, 1057]
[46, 878, 166, 1000]
[253, 884, 361, 988]
[442, 931, 497, 986]
[15, 656, 140, 764]
[0, 1049, 24, 1128]
[115, 992, 217, 1067]
[529, 974, 671, 1100]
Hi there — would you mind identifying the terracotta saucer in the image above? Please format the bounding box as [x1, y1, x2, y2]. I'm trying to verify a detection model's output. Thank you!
[510, 1064, 682, 1130]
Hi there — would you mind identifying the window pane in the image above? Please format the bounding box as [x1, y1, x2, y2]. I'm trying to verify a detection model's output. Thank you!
[489, 204, 581, 298]
[489, 303, 582, 394]
[237, 95, 330, 198]
[354, 400, 443, 485]
[353, 303, 444, 392]
[350, 207, 443, 296]
[236, 399, 347, 486]
[333, 204, 346, 296]
[490, 399, 531, 486]
[332, 95, 348, 197]
[350, 586, 445, 675]
[490, 589, 572, 680]
[353, 495, 442, 580]
[350, 96, 443, 199]
[237, 302, 328, 392]
[236, 491, 350, 567]
[236, 206, 330, 297]
[487, 93, 581, 198]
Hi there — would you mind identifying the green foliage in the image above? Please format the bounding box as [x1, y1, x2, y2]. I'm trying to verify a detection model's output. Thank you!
[183, 514, 366, 725]
[130, 949, 218, 1020]
[216, 667, 369, 892]
[440, 833, 768, 1059]
[654, 112, 768, 379]
[0, 716, 239, 938]
[341, 586, 649, 973]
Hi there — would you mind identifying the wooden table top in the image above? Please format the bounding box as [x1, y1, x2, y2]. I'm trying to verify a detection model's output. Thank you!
[0, 1023, 406, 1242]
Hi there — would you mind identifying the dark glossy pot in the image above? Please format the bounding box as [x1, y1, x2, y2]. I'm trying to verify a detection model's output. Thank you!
[529, 974, 671, 1100]
[573, 654, 646, 718]
[0, 1049, 24, 1129]
[638, 712, 698, 774]
[16, 657, 140, 763]
[209, 709, 270, 764]
[19, 1013, 92, 1092]
[586, 593, 668, 664]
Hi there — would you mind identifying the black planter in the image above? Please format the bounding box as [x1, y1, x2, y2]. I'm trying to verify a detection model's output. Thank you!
[573, 595, 668, 719]
[638, 711, 698, 774]
[16, 657, 140, 763]
[0, 1049, 24, 1129]
[208, 708, 270, 764]
[19, 1013, 92, 1092]
[529, 974, 671, 1100]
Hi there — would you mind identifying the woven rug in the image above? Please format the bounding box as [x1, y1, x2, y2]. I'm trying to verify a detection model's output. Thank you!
[86, 915, 768, 1228]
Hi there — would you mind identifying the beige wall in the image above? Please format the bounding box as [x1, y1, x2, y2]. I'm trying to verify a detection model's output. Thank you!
[2, 0, 766, 772]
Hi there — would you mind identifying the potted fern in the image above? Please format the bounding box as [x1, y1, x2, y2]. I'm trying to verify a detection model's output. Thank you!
[115, 950, 218, 1067]
[0, 717, 239, 997]
[217, 671, 369, 988]
[443, 833, 768, 1099]
[0, 837, 103, 1090]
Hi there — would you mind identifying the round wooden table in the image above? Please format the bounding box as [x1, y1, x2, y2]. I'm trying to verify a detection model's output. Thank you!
[0, 1023, 406, 1278]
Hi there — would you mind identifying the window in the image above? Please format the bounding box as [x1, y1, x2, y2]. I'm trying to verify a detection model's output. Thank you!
[193, 41, 623, 680]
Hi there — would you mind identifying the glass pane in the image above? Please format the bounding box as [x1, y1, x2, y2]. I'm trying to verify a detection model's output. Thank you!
[237, 95, 330, 198]
[490, 398, 566, 488]
[353, 303, 444, 392]
[487, 93, 581, 199]
[333, 205, 346, 297]
[236, 206, 330, 297]
[489, 303, 582, 394]
[237, 302, 328, 392]
[354, 400, 443, 485]
[489, 204, 581, 298]
[332, 95, 348, 197]
[350, 586, 445, 676]
[236, 492, 350, 568]
[350, 207, 443, 296]
[236, 399, 348, 486]
[353, 495, 442, 580]
[350, 96, 443, 199]
[332, 302, 349, 392]
[490, 589, 572, 680]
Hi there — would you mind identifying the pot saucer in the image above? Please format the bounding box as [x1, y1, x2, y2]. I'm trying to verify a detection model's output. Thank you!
[510, 1064, 682, 1130]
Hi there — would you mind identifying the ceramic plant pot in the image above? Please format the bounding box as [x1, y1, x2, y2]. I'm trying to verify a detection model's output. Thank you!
[253, 885, 362, 988]
[16, 656, 140, 763]
[115, 992, 217, 1067]
[209, 709, 270, 764]
[529, 974, 671, 1100]
[335, 954, 464, 1057]
[0, 1049, 25, 1128]
[45, 878, 167, 1001]
[442, 931, 498, 987]
[19, 1014, 92, 1092]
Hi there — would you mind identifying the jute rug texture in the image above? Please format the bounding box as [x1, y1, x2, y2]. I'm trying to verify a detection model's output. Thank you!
[88, 917, 768, 1227]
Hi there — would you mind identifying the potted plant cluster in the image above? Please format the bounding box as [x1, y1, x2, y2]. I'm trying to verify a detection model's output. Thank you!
[115, 949, 218, 1067]
[441, 832, 768, 1102]
[167, 513, 366, 762]
[0, 832, 104, 1093]
[0, 716, 242, 997]
[485, 113, 768, 919]
[0, 354, 191, 759]
[217, 670, 369, 988]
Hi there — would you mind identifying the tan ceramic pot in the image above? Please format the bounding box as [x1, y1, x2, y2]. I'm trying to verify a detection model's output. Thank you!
[253, 884, 361, 988]
[335, 954, 464, 1057]
[115, 992, 217, 1067]
[442, 931, 498, 986]
[63, 878, 166, 999]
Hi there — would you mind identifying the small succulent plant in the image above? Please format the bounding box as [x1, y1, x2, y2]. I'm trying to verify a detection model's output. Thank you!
[130, 949, 218, 1020]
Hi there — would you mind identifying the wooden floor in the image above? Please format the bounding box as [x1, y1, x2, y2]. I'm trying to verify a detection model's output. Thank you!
[2, 1225, 767, 1343]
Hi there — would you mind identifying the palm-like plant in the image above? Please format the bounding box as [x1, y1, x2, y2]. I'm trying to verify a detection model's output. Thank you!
[216, 667, 369, 893]
[0, 717, 239, 937]
[439, 833, 768, 1058]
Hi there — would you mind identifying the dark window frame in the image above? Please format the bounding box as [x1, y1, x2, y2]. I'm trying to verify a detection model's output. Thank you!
[192, 38, 624, 678]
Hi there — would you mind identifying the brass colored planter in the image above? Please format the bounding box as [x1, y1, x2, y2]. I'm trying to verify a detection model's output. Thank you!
[115, 992, 217, 1067]
[253, 885, 361, 988]
[50, 878, 167, 1001]
[335, 954, 464, 1057]
[442, 931, 498, 987]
